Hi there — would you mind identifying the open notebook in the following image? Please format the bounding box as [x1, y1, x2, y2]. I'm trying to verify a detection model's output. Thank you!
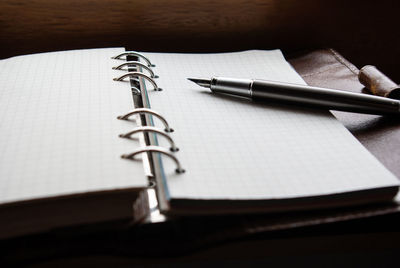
[139, 51, 399, 214]
[0, 48, 398, 238]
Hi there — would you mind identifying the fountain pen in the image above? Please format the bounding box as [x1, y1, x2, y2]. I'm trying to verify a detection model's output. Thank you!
[188, 77, 400, 115]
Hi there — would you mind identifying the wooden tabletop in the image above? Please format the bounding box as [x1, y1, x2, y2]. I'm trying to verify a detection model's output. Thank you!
[1, 0, 399, 80]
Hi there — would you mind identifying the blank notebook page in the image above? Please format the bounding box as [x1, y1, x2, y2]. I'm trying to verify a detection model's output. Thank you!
[0, 48, 147, 205]
[143, 50, 399, 200]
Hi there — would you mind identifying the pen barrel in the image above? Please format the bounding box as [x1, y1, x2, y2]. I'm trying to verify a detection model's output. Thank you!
[251, 80, 400, 115]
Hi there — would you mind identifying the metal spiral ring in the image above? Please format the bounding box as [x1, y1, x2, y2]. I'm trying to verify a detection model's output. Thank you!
[119, 126, 178, 152]
[122, 146, 185, 173]
[117, 108, 173, 132]
[112, 61, 158, 78]
[111, 51, 154, 67]
[113, 72, 161, 91]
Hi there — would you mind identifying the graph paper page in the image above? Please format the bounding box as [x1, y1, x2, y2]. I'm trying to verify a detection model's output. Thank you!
[0, 48, 147, 205]
[143, 50, 399, 200]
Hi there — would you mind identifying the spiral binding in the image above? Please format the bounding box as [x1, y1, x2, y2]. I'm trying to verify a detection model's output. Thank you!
[111, 51, 184, 174]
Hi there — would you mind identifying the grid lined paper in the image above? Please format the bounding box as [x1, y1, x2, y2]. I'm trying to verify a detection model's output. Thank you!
[143, 50, 399, 200]
[0, 48, 147, 205]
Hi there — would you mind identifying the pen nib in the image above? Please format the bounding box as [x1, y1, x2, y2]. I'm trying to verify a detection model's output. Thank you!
[187, 77, 211, 88]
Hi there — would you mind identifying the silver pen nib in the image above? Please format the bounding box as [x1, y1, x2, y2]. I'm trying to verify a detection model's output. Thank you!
[187, 77, 212, 88]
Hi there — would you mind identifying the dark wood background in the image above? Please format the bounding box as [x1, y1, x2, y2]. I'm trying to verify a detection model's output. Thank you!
[1, 0, 399, 80]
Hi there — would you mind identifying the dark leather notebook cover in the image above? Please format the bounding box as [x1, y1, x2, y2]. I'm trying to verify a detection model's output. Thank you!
[289, 49, 400, 179]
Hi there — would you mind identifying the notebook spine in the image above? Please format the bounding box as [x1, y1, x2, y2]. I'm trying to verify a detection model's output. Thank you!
[111, 51, 184, 174]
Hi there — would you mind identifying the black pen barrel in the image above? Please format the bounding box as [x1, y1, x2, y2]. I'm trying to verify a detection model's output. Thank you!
[251, 80, 400, 115]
